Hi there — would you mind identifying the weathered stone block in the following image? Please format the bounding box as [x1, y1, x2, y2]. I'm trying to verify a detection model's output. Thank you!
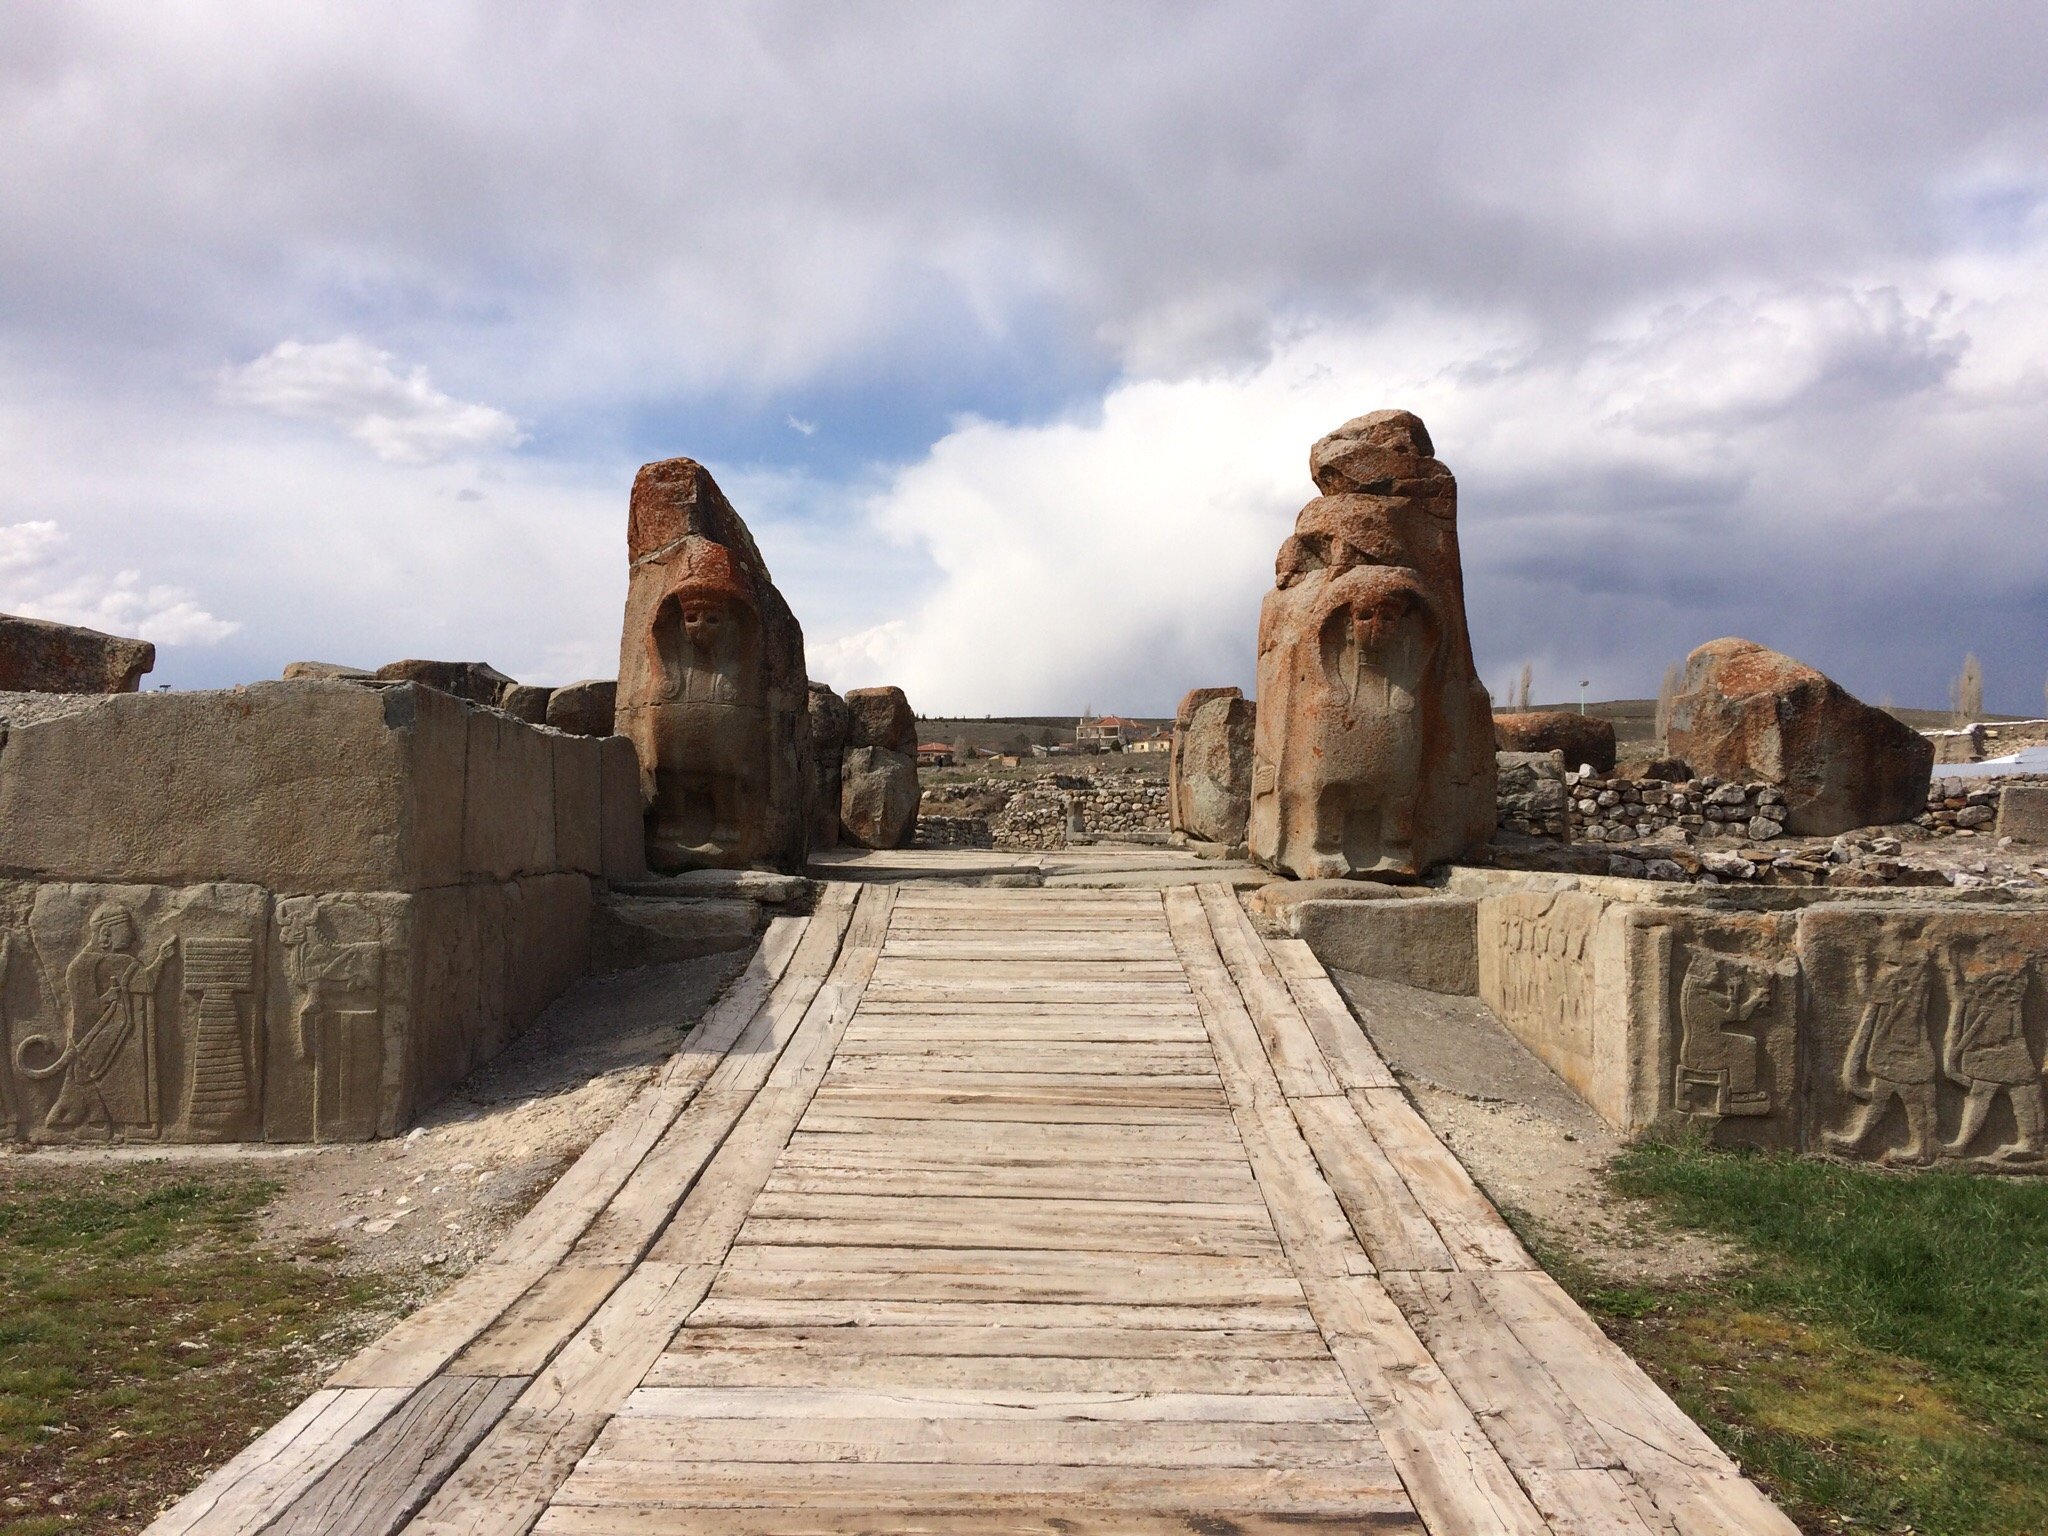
[0, 612, 153, 693]
[1495, 711, 1616, 774]
[547, 678, 617, 738]
[461, 708, 555, 880]
[0, 682, 473, 894]
[1170, 689, 1255, 846]
[599, 735, 650, 882]
[590, 894, 760, 972]
[840, 745, 920, 850]
[1287, 895, 1479, 996]
[552, 734, 604, 876]
[500, 683, 553, 725]
[1996, 784, 2048, 843]
[375, 659, 516, 708]
[807, 682, 850, 849]
[1668, 637, 1932, 835]
[845, 686, 917, 755]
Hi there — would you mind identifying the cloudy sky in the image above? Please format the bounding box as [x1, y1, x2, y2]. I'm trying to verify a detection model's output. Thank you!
[4, 3, 2046, 714]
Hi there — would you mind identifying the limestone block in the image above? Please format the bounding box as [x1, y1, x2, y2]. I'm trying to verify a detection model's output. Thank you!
[1996, 784, 2048, 843]
[845, 686, 918, 755]
[1668, 637, 1933, 835]
[552, 734, 604, 877]
[405, 883, 482, 1123]
[0, 681, 472, 894]
[1247, 878, 1421, 923]
[590, 894, 761, 972]
[0, 611, 154, 693]
[1797, 905, 2048, 1169]
[1287, 895, 1478, 996]
[807, 682, 850, 848]
[1249, 411, 1496, 880]
[500, 683, 552, 725]
[1171, 690, 1255, 846]
[1495, 711, 1616, 774]
[375, 659, 516, 708]
[1477, 888, 1635, 1127]
[599, 735, 650, 882]
[616, 458, 813, 873]
[505, 873, 594, 1040]
[840, 745, 920, 850]
[547, 679, 617, 738]
[281, 661, 371, 681]
[461, 709, 556, 880]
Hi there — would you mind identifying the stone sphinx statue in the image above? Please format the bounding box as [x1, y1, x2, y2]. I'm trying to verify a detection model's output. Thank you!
[1248, 411, 1495, 880]
[616, 459, 813, 872]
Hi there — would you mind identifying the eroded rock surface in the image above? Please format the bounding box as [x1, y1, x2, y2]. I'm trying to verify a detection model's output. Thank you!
[1249, 411, 1495, 880]
[807, 683, 850, 848]
[0, 612, 154, 693]
[547, 679, 618, 738]
[616, 459, 812, 872]
[1668, 637, 1932, 836]
[839, 743, 921, 849]
[374, 659, 516, 708]
[1170, 687, 1255, 846]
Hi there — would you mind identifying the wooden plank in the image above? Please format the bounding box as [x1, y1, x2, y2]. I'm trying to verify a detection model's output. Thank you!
[588, 1413, 1388, 1468]
[706, 1259, 1302, 1304]
[1290, 1094, 1457, 1273]
[1266, 936, 1398, 1089]
[745, 1190, 1270, 1224]
[1163, 885, 1551, 1536]
[785, 1119, 1243, 1152]
[326, 907, 833, 1390]
[664, 1325, 1329, 1358]
[145, 1387, 408, 1536]
[450, 1266, 633, 1378]
[549, 1459, 1407, 1515]
[1197, 883, 1342, 1098]
[405, 886, 898, 1536]
[265, 1375, 526, 1536]
[614, 1385, 1363, 1422]
[1349, 1088, 1532, 1271]
[686, 1298, 1319, 1331]
[760, 1165, 1258, 1203]
[640, 1351, 1352, 1395]
[534, 1509, 1411, 1536]
[717, 1244, 1296, 1283]
[734, 1214, 1281, 1259]
[802, 1099, 1236, 1126]
[1522, 1469, 1684, 1534]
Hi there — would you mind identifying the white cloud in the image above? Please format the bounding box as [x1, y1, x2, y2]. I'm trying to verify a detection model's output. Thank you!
[218, 339, 525, 464]
[0, 520, 238, 644]
[811, 267, 2048, 715]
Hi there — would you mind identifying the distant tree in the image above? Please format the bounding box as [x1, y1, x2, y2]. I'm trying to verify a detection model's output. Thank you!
[1516, 663, 1533, 711]
[1951, 653, 1984, 726]
[1653, 661, 1683, 744]
[952, 735, 971, 762]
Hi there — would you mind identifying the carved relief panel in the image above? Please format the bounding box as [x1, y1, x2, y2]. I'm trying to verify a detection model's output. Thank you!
[1799, 908, 2047, 1169]
[0, 881, 268, 1144]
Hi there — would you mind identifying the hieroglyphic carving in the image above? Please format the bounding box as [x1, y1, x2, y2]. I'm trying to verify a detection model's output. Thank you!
[281, 903, 387, 1142]
[14, 904, 174, 1138]
[180, 937, 258, 1141]
[1939, 939, 2044, 1165]
[1823, 953, 1941, 1166]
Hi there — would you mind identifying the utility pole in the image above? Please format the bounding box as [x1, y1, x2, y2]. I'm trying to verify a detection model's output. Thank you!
[1578, 679, 1589, 715]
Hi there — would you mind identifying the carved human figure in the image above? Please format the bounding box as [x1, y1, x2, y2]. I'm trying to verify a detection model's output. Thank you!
[281, 909, 385, 1142]
[645, 543, 771, 867]
[1676, 951, 1775, 1117]
[1940, 943, 2045, 1162]
[16, 906, 173, 1137]
[1249, 411, 1495, 880]
[1825, 955, 1939, 1165]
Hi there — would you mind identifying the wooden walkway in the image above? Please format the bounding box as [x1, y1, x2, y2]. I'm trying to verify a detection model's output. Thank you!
[152, 876, 1796, 1535]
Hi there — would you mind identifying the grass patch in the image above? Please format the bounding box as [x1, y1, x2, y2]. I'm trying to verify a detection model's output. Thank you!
[1562, 1139, 2048, 1535]
[0, 1165, 385, 1535]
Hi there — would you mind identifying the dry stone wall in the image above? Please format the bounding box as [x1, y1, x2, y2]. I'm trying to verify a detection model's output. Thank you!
[917, 769, 1170, 851]
[0, 681, 642, 1144]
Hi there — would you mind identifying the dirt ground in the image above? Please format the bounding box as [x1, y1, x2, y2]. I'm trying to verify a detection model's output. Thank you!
[1328, 970, 1736, 1283]
[5, 950, 751, 1325]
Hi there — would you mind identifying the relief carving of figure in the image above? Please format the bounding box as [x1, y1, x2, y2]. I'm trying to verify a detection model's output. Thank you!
[1940, 942, 2044, 1163]
[1675, 950, 1776, 1118]
[15, 905, 174, 1138]
[1824, 954, 1939, 1165]
[281, 908, 386, 1142]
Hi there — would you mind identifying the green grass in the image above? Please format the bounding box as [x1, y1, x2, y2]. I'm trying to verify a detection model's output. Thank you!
[1565, 1139, 2048, 1535]
[0, 1167, 385, 1535]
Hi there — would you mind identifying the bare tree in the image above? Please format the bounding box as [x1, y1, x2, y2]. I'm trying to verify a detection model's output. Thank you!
[1653, 661, 1683, 744]
[1516, 663, 1533, 711]
[951, 734, 971, 763]
[1950, 653, 1984, 726]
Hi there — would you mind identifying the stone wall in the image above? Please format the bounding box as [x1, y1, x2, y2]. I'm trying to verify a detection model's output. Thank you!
[1447, 867, 2048, 1170]
[0, 681, 646, 1143]
[918, 770, 1170, 851]
[1919, 774, 2037, 837]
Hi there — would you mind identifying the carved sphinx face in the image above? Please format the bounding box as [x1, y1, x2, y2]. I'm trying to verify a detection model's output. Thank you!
[679, 599, 731, 654]
[1352, 587, 1421, 657]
